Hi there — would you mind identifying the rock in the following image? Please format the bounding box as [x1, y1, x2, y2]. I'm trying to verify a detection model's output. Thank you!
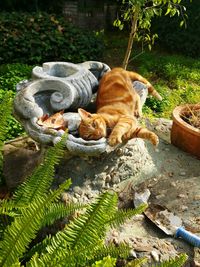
[145, 117, 172, 143]
[193, 195, 200, 201]
[134, 189, 151, 208]
[151, 250, 160, 262]
[3, 137, 43, 190]
[194, 248, 200, 267]
[177, 194, 187, 199]
[105, 175, 112, 183]
[180, 171, 186, 176]
[129, 249, 137, 258]
[73, 186, 83, 195]
[134, 244, 153, 252]
[180, 205, 188, 211]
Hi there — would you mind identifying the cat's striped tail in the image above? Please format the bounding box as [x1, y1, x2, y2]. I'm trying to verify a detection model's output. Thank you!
[147, 83, 162, 101]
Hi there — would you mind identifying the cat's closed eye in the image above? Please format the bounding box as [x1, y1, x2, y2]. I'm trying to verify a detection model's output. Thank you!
[92, 121, 97, 128]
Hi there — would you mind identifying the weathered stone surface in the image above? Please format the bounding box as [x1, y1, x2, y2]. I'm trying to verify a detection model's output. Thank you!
[3, 137, 43, 190]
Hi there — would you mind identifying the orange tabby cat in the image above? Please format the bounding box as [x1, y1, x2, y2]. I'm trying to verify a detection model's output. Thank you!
[78, 67, 162, 146]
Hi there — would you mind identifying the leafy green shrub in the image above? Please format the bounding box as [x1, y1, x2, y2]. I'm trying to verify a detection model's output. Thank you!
[0, 13, 103, 64]
[0, 0, 65, 13]
[151, 0, 200, 58]
[134, 52, 200, 118]
[0, 12, 104, 64]
[0, 63, 33, 140]
[0, 64, 33, 92]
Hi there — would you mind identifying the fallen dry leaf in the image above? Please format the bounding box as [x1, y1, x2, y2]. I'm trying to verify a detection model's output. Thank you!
[37, 110, 67, 131]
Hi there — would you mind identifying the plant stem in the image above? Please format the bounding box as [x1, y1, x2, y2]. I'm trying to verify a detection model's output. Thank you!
[122, 6, 140, 69]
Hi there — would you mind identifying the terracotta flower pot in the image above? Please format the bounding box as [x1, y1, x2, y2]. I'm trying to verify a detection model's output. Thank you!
[171, 104, 200, 159]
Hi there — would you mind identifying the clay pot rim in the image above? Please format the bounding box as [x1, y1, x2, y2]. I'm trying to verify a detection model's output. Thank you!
[172, 104, 200, 136]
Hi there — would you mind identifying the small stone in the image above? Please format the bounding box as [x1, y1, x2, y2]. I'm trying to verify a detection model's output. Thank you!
[151, 250, 160, 262]
[111, 230, 119, 237]
[73, 186, 82, 195]
[97, 172, 107, 181]
[195, 217, 200, 222]
[127, 151, 134, 157]
[170, 181, 176, 187]
[74, 193, 81, 198]
[124, 148, 129, 155]
[86, 192, 93, 199]
[134, 244, 153, 252]
[177, 194, 187, 198]
[193, 195, 200, 201]
[134, 189, 151, 208]
[61, 192, 71, 203]
[180, 205, 188, 211]
[109, 166, 115, 173]
[180, 171, 186, 176]
[129, 249, 137, 258]
[75, 166, 81, 171]
[160, 254, 170, 262]
[111, 176, 120, 184]
[72, 197, 78, 203]
[105, 174, 111, 183]
[116, 148, 123, 156]
[194, 247, 200, 267]
[156, 194, 165, 199]
[106, 183, 110, 188]
[104, 165, 109, 171]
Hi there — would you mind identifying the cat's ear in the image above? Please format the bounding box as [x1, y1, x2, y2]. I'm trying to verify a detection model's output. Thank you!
[78, 108, 92, 121]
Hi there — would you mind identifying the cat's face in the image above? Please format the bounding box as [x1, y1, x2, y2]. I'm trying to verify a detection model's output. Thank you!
[78, 108, 107, 140]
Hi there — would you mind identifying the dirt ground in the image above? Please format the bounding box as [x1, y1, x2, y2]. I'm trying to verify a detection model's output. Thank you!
[109, 120, 200, 266]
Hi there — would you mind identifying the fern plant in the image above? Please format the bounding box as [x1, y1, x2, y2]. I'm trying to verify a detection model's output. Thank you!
[0, 91, 13, 171]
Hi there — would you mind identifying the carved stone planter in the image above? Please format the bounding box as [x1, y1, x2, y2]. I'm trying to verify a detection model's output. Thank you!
[14, 61, 110, 156]
[13, 61, 149, 158]
[171, 104, 200, 159]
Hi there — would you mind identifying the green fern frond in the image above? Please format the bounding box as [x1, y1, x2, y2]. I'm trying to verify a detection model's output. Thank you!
[28, 240, 130, 267]
[92, 256, 116, 267]
[152, 253, 188, 267]
[0, 92, 13, 166]
[0, 179, 71, 267]
[0, 198, 27, 214]
[106, 204, 148, 229]
[22, 235, 52, 263]
[59, 191, 118, 249]
[12, 133, 68, 206]
[41, 202, 86, 227]
[10, 262, 21, 267]
[89, 243, 130, 265]
[28, 192, 118, 266]
[0, 197, 47, 267]
[125, 257, 147, 267]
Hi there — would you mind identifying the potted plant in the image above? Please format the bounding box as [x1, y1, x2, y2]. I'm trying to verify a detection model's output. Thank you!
[171, 103, 200, 159]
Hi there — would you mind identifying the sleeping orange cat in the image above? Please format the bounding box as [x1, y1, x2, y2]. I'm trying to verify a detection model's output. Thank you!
[78, 67, 162, 147]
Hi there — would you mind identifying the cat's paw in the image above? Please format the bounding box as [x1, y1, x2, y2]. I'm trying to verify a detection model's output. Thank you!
[134, 109, 142, 118]
[108, 135, 122, 146]
[150, 133, 159, 146]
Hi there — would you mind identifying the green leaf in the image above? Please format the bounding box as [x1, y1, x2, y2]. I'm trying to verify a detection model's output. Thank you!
[180, 20, 184, 27]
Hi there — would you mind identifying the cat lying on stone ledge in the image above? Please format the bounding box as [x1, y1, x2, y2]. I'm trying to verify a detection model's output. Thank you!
[78, 67, 162, 147]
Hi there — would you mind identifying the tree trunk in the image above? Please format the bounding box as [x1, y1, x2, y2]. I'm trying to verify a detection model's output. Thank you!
[122, 7, 139, 70]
